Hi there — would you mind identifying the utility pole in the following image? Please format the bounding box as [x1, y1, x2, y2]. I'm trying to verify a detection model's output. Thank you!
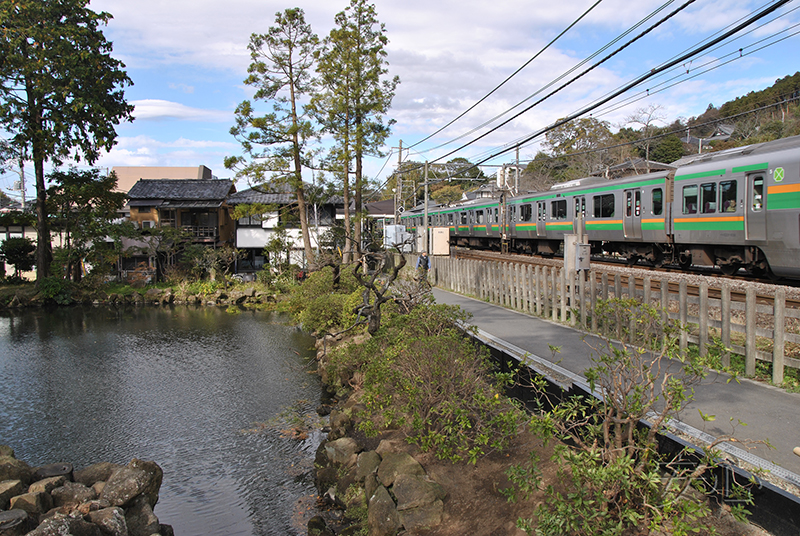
[423, 161, 429, 253]
[515, 146, 520, 196]
[395, 140, 403, 223]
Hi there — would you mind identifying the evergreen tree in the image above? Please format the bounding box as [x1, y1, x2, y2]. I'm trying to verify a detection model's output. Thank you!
[226, 8, 319, 267]
[0, 0, 134, 282]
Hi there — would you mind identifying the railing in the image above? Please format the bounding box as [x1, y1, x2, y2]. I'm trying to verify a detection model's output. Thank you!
[182, 225, 217, 239]
[426, 254, 800, 383]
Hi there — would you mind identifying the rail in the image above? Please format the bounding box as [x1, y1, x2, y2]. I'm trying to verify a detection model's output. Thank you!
[424, 253, 800, 383]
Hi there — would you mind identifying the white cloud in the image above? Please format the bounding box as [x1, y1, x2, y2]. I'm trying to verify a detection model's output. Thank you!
[131, 100, 231, 122]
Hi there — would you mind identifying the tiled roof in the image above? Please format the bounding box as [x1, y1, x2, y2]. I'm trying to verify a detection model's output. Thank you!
[127, 179, 234, 200]
[227, 188, 296, 205]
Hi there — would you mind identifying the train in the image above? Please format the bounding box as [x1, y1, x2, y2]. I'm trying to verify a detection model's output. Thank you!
[400, 134, 800, 279]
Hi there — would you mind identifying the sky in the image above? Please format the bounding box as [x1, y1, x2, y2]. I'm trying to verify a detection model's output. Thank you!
[2, 0, 799, 199]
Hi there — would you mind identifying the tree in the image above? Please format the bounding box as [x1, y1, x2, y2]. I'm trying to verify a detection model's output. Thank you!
[0, 236, 35, 277]
[650, 134, 685, 164]
[542, 117, 614, 181]
[226, 8, 318, 268]
[625, 104, 666, 171]
[47, 168, 127, 281]
[0, 0, 134, 283]
[315, 0, 398, 259]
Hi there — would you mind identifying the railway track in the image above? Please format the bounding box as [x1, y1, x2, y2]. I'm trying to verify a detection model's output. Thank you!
[451, 248, 800, 309]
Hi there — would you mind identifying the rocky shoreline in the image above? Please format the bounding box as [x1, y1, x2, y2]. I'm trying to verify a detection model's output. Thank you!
[0, 446, 171, 536]
[1, 286, 276, 309]
[307, 334, 448, 536]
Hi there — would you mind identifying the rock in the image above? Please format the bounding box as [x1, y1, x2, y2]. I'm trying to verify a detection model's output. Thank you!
[0, 446, 14, 458]
[88, 507, 128, 536]
[315, 467, 338, 497]
[32, 463, 73, 482]
[307, 515, 335, 536]
[324, 437, 360, 468]
[0, 479, 25, 509]
[376, 452, 425, 488]
[0, 509, 35, 536]
[51, 481, 97, 508]
[364, 473, 380, 502]
[355, 451, 381, 482]
[159, 524, 174, 536]
[393, 473, 446, 511]
[397, 499, 444, 532]
[100, 459, 162, 508]
[124, 495, 159, 536]
[9, 491, 52, 516]
[27, 515, 103, 536]
[228, 291, 247, 304]
[75, 462, 123, 487]
[367, 486, 401, 536]
[28, 476, 67, 495]
[0, 456, 32, 484]
[92, 481, 106, 496]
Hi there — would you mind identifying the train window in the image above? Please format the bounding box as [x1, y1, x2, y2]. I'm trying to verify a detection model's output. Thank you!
[520, 204, 532, 222]
[509, 206, 516, 222]
[460, 212, 467, 224]
[752, 176, 764, 211]
[551, 199, 567, 220]
[476, 211, 484, 224]
[720, 181, 737, 212]
[574, 198, 586, 219]
[682, 185, 698, 214]
[701, 182, 717, 213]
[652, 189, 663, 215]
[626, 192, 632, 217]
[593, 194, 614, 218]
[493, 208, 499, 223]
[448, 213, 454, 225]
[538, 203, 545, 221]
[635, 191, 641, 217]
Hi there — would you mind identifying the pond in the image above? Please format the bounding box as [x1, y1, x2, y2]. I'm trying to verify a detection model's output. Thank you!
[0, 305, 323, 535]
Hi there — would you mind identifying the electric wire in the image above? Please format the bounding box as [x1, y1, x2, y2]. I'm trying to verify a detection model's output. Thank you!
[408, 0, 605, 149]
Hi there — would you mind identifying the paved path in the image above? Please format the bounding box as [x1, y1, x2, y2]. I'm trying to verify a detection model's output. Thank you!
[432, 287, 800, 482]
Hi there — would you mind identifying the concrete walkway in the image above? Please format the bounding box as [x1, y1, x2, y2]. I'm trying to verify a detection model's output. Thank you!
[432, 287, 800, 485]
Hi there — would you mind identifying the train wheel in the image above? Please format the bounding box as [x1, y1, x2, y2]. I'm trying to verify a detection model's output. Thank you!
[626, 255, 639, 266]
[719, 263, 740, 276]
[678, 256, 692, 270]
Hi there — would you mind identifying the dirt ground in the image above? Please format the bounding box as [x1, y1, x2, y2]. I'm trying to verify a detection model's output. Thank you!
[361, 429, 773, 536]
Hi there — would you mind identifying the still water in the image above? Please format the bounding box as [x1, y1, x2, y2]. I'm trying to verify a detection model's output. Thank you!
[0, 305, 322, 535]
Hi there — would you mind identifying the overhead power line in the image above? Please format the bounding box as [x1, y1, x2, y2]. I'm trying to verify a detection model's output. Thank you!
[468, 0, 793, 170]
[408, 0, 604, 149]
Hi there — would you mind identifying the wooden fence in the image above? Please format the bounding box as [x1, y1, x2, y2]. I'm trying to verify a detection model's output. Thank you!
[425, 254, 800, 384]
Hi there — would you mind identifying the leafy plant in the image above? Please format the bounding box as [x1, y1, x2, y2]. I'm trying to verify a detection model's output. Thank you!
[506, 299, 760, 535]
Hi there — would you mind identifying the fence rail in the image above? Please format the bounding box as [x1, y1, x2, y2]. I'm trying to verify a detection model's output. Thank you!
[425, 254, 799, 383]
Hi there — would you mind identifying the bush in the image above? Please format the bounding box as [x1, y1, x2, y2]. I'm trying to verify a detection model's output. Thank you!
[38, 276, 74, 305]
[328, 304, 524, 463]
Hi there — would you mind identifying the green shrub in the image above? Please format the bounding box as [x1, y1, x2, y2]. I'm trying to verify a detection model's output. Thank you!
[38, 276, 74, 305]
[328, 304, 524, 463]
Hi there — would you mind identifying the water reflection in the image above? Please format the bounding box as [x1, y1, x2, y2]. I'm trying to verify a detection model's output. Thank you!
[0, 305, 321, 536]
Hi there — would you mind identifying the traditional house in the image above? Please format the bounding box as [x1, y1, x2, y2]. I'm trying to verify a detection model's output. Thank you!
[227, 186, 342, 273]
[122, 178, 236, 281]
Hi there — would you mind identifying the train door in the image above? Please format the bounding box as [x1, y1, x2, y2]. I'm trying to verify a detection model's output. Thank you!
[574, 196, 586, 237]
[536, 201, 547, 237]
[623, 189, 642, 239]
[745, 173, 766, 241]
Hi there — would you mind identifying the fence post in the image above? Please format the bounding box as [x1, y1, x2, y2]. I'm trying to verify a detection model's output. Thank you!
[699, 280, 708, 357]
[660, 278, 669, 346]
[679, 280, 688, 353]
[628, 275, 636, 338]
[773, 287, 785, 385]
[535, 266, 542, 316]
[721, 283, 731, 368]
[745, 287, 756, 377]
[552, 267, 558, 322]
[615, 274, 623, 340]
[543, 266, 550, 318]
[590, 270, 597, 332]
[579, 272, 586, 329]
[561, 268, 568, 323]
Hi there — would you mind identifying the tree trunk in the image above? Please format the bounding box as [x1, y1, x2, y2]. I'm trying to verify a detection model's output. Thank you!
[33, 144, 51, 284]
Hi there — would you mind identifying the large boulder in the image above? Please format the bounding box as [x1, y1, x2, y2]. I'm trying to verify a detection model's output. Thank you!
[26, 514, 103, 536]
[28, 476, 67, 495]
[9, 491, 52, 516]
[31, 463, 73, 482]
[355, 451, 381, 482]
[367, 486, 400, 536]
[99, 459, 162, 508]
[51, 481, 97, 508]
[0, 509, 36, 536]
[324, 438, 360, 468]
[124, 495, 159, 536]
[0, 479, 25, 509]
[0, 456, 32, 485]
[87, 507, 128, 536]
[376, 452, 424, 488]
[75, 463, 123, 487]
[392, 474, 446, 511]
